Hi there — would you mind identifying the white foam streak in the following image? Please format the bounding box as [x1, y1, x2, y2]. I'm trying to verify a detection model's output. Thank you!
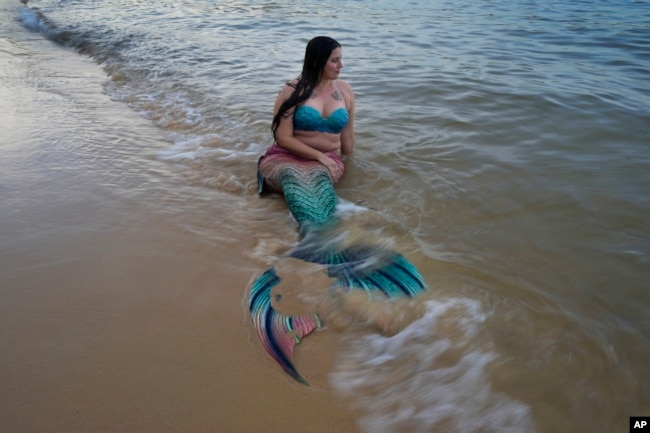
[156, 134, 257, 162]
[336, 197, 369, 215]
[331, 298, 536, 433]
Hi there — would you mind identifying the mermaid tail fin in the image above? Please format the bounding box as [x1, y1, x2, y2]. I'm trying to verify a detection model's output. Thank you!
[331, 251, 427, 298]
[248, 268, 321, 385]
[248, 243, 426, 385]
[290, 241, 428, 298]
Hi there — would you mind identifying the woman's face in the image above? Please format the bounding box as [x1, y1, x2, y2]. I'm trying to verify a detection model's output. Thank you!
[322, 47, 343, 81]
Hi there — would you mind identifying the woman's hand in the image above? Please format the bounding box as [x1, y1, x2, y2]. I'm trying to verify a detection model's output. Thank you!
[317, 153, 340, 178]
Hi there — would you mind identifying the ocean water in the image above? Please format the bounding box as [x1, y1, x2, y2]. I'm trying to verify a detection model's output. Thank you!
[2, 0, 649, 432]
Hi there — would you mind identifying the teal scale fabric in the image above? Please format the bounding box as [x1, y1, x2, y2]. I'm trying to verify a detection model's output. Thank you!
[278, 166, 337, 229]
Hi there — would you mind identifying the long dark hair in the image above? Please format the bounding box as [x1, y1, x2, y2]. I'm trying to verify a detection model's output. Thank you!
[271, 36, 342, 141]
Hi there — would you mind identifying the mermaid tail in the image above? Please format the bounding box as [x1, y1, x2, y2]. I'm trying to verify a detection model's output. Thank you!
[250, 150, 427, 384]
[248, 268, 321, 385]
[278, 165, 338, 230]
[257, 146, 343, 230]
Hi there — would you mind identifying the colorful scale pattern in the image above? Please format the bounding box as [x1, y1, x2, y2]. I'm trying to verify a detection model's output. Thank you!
[249, 156, 427, 384]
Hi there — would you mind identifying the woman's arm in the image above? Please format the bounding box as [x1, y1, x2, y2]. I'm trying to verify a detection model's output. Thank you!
[340, 82, 355, 155]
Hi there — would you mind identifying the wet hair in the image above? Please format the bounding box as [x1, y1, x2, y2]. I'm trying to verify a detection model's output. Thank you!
[272, 36, 342, 140]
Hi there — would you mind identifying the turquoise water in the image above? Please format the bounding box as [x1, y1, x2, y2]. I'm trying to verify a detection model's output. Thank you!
[3, 0, 650, 432]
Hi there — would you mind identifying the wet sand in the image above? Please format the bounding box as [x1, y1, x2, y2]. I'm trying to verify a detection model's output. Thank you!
[0, 4, 360, 431]
[1, 214, 357, 433]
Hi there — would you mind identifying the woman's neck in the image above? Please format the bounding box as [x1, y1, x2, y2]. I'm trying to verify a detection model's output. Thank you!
[315, 79, 335, 91]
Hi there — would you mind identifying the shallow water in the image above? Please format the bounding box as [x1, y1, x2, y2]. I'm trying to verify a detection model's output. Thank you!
[2, 0, 649, 432]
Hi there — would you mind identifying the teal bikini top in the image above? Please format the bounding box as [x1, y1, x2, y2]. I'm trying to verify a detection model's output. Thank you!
[294, 105, 349, 134]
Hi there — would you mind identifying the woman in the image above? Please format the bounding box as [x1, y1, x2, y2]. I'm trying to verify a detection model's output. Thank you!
[257, 36, 355, 223]
[249, 37, 426, 385]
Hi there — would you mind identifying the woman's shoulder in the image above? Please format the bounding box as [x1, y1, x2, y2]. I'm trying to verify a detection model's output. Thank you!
[336, 79, 353, 94]
[279, 79, 298, 93]
[275, 80, 297, 102]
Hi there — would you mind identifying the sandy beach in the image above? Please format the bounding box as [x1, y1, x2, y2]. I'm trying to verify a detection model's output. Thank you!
[0, 2, 359, 431]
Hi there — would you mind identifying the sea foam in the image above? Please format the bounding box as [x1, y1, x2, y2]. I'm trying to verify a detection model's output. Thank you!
[330, 298, 536, 433]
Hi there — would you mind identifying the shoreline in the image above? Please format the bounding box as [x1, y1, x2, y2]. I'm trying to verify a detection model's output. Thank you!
[0, 2, 360, 431]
